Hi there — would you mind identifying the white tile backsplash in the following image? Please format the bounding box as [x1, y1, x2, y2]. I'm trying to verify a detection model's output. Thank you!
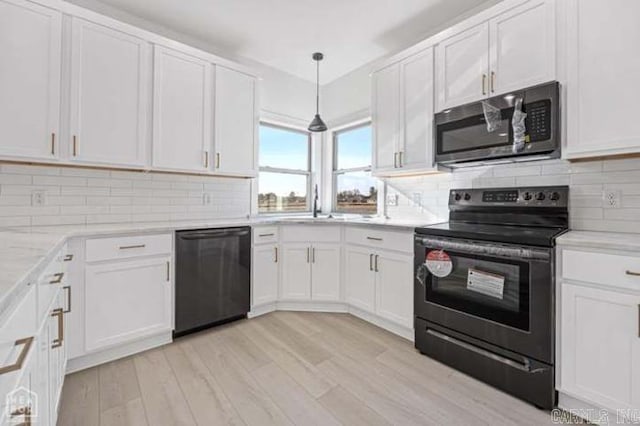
[385, 157, 640, 233]
[0, 163, 251, 227]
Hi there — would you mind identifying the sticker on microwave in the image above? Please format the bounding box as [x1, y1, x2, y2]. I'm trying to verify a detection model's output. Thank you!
[425, 250, 453, 278]
[467, 268, 505, 299]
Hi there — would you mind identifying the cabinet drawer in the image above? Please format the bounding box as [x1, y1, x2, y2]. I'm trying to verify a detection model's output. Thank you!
[85, 234, 172, 262]
[253, 227, 278, 245]
[562, 249, 640, 291]
[345, 227, 412, 253]
[280, 225, 341, 243]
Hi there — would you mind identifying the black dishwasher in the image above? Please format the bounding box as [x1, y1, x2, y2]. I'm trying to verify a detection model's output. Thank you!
[174, 227, 251, 337]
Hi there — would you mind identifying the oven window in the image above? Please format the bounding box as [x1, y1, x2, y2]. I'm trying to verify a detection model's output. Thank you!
[425, 251, 530, 331]
[437, 114, 511, 155]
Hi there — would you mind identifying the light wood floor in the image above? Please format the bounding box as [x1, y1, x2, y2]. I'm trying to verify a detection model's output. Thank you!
[57, 312, 556, 426]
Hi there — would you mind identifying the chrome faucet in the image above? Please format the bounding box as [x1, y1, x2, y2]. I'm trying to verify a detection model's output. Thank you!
[313, 184, 319, 218]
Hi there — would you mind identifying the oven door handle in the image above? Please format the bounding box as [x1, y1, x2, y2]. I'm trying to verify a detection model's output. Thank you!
[416, 237, 550, 261]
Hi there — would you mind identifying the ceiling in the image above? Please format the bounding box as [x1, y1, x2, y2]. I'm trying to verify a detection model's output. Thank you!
[89, 0, 499, 84]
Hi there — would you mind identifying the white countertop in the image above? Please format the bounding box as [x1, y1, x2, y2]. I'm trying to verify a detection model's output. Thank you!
[0, 216, 433, 318]
[556, 230, 640, 252]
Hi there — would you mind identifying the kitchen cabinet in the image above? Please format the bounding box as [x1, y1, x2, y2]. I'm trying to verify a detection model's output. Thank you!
[560, 283, 640, 412]
[564, 0, 640, 159]
[214, 66, 257, 176]
[47, 289, 67, 424]
[252, 244, 279, 306]
[372, 48, 435, 175]
[435, 0, 556, 111]
[280, 243, 341, 302]
[152, 46, 212, 172]
[345, 246, 376, 312]
[69, 18, 150, 167]
[0, 0, 61, 160]
[85, 256, 172, 352]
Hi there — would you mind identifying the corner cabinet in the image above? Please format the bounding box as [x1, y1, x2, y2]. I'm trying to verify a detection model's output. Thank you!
[280, 243, 341, 302]
[0, 0, 61, 161]
[372, 47, 435, 176]
[564, 0, 640, 159]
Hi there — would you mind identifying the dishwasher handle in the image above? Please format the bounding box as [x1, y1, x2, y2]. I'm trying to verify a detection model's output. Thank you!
[178, 228, 250, 240]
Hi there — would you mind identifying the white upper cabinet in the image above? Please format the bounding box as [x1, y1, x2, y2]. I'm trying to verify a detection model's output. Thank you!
[488, 0, 555, 96]
[372, 64, 400, 174]
[564, 0, 640, 159]
[0, 0, 61, 160]
[436, 23, 489, 111]
[372, 47, 435, 176]
[69, 18, 150, 167]
[214, 66, 257, 176]
[152, 46, 212, 172]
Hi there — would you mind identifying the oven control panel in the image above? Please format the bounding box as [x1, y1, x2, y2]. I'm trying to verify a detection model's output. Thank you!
[450, 186, 568, 207]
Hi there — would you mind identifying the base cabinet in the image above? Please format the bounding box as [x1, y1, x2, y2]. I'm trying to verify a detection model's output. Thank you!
[252, 244, 279, 306]
[560, 282, 640, 411]
[345, 246, 376, 312]
[280, 243, 341, 302]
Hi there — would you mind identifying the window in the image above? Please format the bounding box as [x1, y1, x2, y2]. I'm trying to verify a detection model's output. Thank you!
[333, 123, 377, 214]
[258, 123, 311, 213]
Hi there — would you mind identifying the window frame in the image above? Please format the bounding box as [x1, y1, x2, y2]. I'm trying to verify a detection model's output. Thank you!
[332, 121, 377, 215]
[258, 121, 312, 214]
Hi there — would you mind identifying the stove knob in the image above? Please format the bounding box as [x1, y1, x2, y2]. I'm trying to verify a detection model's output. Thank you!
[523, 192, 533, 201]
[464, 193, 471, 201]
[550, 191, 560, 201]
[454, 193, 462, 201]
[535, 192, 546, 201]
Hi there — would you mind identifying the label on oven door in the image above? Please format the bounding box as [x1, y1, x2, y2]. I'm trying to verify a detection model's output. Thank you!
[425, 250, 453, 278]
[467, 268, 505, 299]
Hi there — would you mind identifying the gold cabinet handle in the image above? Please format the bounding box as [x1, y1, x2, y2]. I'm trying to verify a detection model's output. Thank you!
[274, 247, 278, 263]
[63, 254, 73, 262]
[204, 151, 209, 168]
[306, 247, 310, 263]
[259, 233, 275, 237]
[119, 244, 146, 250]
[51, 133, 55, 155]
[72, 135, 78, 156]
[0, 337, 34, 375]
[374, 255, 379, 272]
[51, 308, 64, 349]
[482, 74, 487, 95]
[626, 270, 640, 277]
[369, 254, 373, 271]
[166, 261, 170, 282]
[399, 151, 404, 168]
[366, 236, 383, 241]
[216, 153, 221, 169]
[393, 152, 398, 168]
[63, 285, 71, 313]
[490, 71, 496, 93]
[49, 272, 64, 285]
[10, 405, 31, 426]
[312, 247, 316, 263]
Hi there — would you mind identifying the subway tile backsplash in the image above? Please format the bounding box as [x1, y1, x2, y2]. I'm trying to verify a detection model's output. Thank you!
[384, 157, 640, 234]
[0, 163, 251, 227]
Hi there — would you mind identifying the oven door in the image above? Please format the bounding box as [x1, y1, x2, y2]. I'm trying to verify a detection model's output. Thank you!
[414, 235, 553, 363]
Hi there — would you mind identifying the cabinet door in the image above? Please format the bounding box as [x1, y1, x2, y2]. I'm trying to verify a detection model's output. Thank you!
[489, 0, 555, 96]
[252, 244, 278, 306]
[48, 290, 65, 424]
[436, 23, 489, 111]
[0, 0, 61, 160]
[372, 64, 400, 174]
[152, 46, 211, 172]
[311, 244, 341, 301]
[344, 246, 375, 312]
[560, 283, 640, 411]
[214, 66, 257, 176]
[280, 244, 311, 300]
[565, 0, 640, 158]
[375, 251, 413, 328]
[69, 18, 149, 167]
[85, 256, 172, 351]
[400, 48, 434, 171]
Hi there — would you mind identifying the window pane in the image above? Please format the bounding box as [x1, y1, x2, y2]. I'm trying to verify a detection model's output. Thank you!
[335, 171, 377, 214]
[258, 172, 308, 213]
[335, 125, 372, 170]
[259, 125, 309, 170]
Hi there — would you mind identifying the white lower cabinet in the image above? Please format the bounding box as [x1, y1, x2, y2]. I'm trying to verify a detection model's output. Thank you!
[280, 243, 341, 302]
[84, 256, 172, 352]
[345, 245, 414, 329]
[252, 244, 279, 306]
[560, 282, 640, 412]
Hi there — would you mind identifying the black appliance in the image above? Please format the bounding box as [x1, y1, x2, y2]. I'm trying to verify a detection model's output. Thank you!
[414, 186, 569, 410]
[174, 227, 251, 337]
[435, 81, 560, 167]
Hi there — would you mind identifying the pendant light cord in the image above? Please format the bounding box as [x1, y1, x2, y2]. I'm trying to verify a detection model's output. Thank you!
[316, 60, 320, 114]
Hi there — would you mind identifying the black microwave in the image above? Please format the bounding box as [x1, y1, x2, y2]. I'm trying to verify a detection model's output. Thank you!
[434, 81, 560, 167]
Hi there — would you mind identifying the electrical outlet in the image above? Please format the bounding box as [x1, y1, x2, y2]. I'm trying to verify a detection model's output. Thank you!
[412, 192, 422, 207]
[604, 190, 621, 209]
[386, 194, 398, 206]
[31, 190, 46, 207]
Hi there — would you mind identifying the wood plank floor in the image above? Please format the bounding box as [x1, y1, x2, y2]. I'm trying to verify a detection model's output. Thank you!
[57, 312, 556, 426]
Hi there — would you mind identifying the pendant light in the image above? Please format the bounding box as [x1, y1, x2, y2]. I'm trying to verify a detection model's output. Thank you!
[308, 52, 327, 132]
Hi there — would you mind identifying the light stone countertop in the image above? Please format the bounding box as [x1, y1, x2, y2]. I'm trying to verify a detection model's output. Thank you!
[0, 216, 435, 319]
[556, 230, 640, 253]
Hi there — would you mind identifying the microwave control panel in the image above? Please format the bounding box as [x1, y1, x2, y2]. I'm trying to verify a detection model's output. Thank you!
[525, 100, 552, 142]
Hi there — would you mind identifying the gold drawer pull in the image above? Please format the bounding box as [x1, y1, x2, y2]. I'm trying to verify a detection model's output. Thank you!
[63, 254, 73, 262]
[626, 270, 640, 277]
[259, 233, 275, 237]
[366, 236, 383, 241]
[49, 272, 64, 284]
[51, 308, 64, 349]
[11, 405, 31, 426]
[0, 337, 34, 375]
[119, 244, 146, 250]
